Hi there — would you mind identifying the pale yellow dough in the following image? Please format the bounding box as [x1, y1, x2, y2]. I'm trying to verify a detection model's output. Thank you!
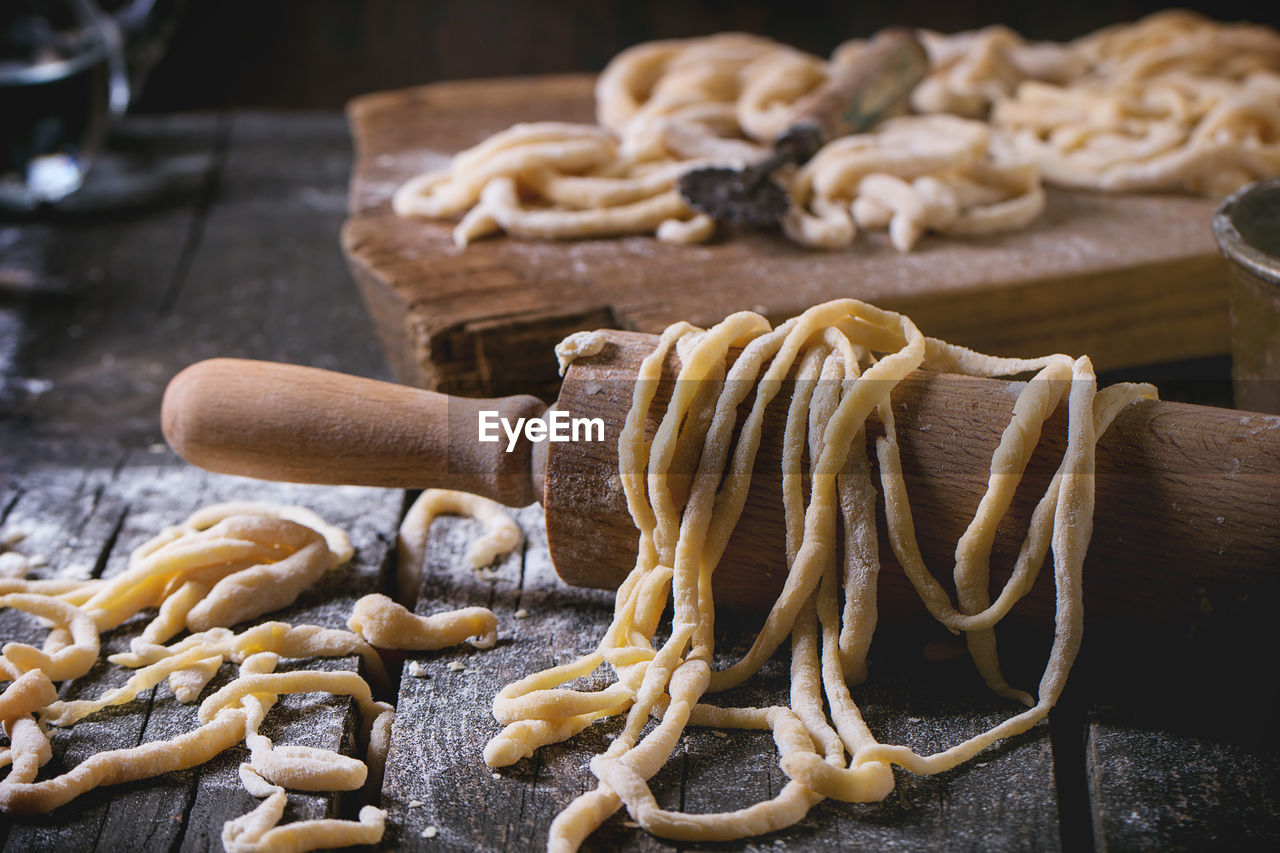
[394, 12, 1280, 252]
[348, 593, 498, 651]
[555, 330, 608, 376]
[394, 33, 1046, 251]
[0, 501, 476, 851]
[486, 300, 1155, 850]
[397, 487, 524, 604]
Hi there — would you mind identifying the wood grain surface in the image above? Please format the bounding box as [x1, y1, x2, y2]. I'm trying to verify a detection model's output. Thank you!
[344, 74, 1231, 400]
[1, 112, 1276, 852]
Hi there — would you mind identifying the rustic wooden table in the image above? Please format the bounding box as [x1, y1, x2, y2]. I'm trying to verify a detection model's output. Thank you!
[1, 113, 1276, 852]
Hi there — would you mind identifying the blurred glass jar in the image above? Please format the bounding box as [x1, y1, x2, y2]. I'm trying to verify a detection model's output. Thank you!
[0, 0, 128, 210]
[1213, 178, 1280, 415]
[99, 0, 185, 104]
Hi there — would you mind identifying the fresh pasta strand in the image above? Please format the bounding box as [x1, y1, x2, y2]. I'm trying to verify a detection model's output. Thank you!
[0, 500, 505, 851]
[397, 487, 524, 604]
[991, 71, 1280, 195]
[489, 301, 1155, 850]
[348, 593, 498, 651]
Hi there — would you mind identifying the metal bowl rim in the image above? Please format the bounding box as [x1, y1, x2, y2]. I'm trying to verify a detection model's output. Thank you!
[1213, 177, 1280, 287]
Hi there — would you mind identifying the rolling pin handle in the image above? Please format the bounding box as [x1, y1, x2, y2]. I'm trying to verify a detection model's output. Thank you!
[784, 27, 929, 144]
[161, 359, 545, 506]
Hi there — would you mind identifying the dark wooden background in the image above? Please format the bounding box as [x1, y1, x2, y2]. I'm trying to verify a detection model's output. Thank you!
[133, 0, 1280, 112]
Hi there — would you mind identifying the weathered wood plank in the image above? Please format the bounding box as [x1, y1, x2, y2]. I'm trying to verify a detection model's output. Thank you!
[380, 504, 546, 850]
[163, 112, 387, 380]
[176, 658, 357, 853]
[0, 116, 224, 443]
[3, 111, 398, 850]
[2, 643, 150, 853]
[1, 447, 152, 853]
[1082, 618, 1280, 852]
[1088, 715, 1280, 852]
[0, 443, 127, 576]
[2, 112, 384, 448]
[176, 472, 401, 851]
[844, 638, 1062, 851]
[661, 628, 1063, 852]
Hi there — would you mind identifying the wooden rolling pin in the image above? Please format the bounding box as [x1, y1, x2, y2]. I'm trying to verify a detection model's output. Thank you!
[162, 331, 1280, 630]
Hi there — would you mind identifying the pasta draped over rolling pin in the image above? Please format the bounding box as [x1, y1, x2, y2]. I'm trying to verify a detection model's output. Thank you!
[486, 300, 1155, 850]
[393, 11, 1280, 252]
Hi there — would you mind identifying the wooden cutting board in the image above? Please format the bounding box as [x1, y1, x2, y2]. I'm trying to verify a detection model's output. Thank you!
[342, 74, 1230, 399]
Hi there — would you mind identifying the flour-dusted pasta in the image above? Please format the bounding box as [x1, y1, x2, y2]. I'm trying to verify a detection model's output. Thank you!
[397, 488, 524, 603]
[1073, 9, 1280, 84]
[0, 497, 518, 849]
[910, 25, 1087, 118]
[981, 11, 1280, 195]
[487, 302, 1154, 850]
[783, 114, 1045, 251]
[993, 72, 1280, 195]
[348, 593, 498, 651]
[394, 12, 1280, 252]
[394, 33, 1044, 251]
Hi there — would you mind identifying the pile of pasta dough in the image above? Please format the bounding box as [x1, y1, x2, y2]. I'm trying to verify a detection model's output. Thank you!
[486, 299, 1154, 850]
[0, 491, 522, 852]
[394, 10, 1280, 252]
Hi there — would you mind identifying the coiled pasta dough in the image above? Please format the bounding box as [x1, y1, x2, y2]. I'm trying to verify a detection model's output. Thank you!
[395, 32, 1045, 252]
[975, 11, 1280, 194]
[394, 11, 1280, 252]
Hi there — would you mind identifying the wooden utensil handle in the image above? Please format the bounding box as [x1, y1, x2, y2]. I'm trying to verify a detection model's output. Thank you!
[781, 27, 929, 149]
[162, 359, 545, 505]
